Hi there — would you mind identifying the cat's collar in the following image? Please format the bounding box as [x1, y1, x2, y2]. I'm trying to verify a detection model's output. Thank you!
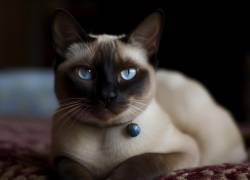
[80, 120, 141, 138]
[126, 123, 141, 137]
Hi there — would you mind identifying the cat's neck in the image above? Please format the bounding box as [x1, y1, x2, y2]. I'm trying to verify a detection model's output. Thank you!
[53, 98, 166, 134]
[85, 98, 166, 129]
[53, 97, 169, 139]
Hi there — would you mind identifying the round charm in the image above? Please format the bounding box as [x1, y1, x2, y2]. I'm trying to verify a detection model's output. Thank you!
[126, 123, 141, 137]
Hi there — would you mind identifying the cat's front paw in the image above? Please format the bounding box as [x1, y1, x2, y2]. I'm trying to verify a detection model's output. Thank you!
[105, 153, 170, 180]
[55, 157, 94, 180]
[105, 171, 160, 180]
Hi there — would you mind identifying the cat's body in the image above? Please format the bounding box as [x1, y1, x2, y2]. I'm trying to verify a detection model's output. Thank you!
[156, 70, 246, 165]
[51, 10, 247, 180]
[52, 85, 199, 179]
[52, 67, 246, 179]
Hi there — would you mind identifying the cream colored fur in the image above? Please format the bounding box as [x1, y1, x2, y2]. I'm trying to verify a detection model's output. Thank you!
[156, 69, 247, 165]
[52, 68, 247, 179]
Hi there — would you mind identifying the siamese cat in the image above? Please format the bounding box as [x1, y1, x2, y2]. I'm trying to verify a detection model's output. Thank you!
[51, 9, 247, 180]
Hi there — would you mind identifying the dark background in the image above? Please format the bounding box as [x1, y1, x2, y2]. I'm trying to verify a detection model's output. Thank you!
[0, 0, 249, 122]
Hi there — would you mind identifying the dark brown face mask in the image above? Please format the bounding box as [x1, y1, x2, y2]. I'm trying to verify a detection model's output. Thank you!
[51, 9, 164, 125]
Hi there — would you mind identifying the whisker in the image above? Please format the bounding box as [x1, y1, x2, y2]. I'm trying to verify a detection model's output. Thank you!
[55, 105, 82, 133]
[131, 101, 147, 106]
[59, 98, 89, 104]
[57, 99, 90, 113]
[55, 102, 93, 133]
[55, 103, 81, 114]
[125, 108, 138, 120]
[65, 106, 85, 130]
[130, 104, 144, 113]
[60, 100, 82, 106]
[132, 98, 148, 102]
[127, 107, 141, 118]
[59, 101, 83, 108]
[68, 106, 91, 129]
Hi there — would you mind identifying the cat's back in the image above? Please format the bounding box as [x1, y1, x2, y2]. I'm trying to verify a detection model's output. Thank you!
[156, 69, 212, 103]
[155, 69, 247, 164]
[155, 69, 213, 119]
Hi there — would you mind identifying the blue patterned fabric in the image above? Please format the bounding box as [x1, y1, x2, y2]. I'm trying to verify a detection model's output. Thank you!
[0, 69, 58, 118]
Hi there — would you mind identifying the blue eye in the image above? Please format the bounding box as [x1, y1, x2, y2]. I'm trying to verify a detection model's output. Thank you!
[120, 68, 137, 80]
[78, 67, 93, 80]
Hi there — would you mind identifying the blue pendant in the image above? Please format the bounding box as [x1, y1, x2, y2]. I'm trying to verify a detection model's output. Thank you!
[127, 123, 141, 137]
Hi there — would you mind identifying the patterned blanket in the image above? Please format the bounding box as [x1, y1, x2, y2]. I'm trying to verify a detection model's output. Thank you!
[0, 118, 249, 180]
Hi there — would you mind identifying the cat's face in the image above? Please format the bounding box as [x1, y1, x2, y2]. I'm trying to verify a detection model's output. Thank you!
[52, 10, 164, 126]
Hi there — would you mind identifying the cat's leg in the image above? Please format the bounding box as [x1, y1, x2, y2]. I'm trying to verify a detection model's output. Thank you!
[55, 157, 94, 180]
[105, 152, 187, 180]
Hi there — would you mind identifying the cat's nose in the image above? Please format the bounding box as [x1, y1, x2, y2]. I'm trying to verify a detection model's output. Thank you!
[101, 90, 117, 104]
[108, 91, 117, 99]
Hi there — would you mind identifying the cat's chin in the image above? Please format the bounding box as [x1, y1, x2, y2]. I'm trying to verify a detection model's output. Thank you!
[74, 100, 150, 127]
[77, 107, 141, 128]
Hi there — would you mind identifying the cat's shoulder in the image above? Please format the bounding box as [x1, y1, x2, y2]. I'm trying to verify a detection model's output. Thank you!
[156, 69, 187, 89]
[156, 69, 205, 89]
[156, 69, 214, 105]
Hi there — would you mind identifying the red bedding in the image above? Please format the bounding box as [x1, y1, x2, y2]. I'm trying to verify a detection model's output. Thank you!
[0, 118, 249, 179]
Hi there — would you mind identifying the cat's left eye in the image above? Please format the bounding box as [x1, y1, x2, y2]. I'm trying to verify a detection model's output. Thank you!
[77, 67, 93, 80]
[120, 68, 137, 80]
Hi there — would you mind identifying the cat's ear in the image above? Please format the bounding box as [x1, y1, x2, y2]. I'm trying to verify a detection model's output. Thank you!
[52, 9, 88, 57]
[128, 10, 165, 63]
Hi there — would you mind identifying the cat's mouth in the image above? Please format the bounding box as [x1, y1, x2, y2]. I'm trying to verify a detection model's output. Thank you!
[90, 102, 128, 121]
[84, 100, 148, 126]
[57, 98, 148, 127]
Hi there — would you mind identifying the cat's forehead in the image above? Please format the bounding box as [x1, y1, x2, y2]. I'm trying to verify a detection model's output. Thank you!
[65, 34, 148, 66]
[89, 34, 126, 42]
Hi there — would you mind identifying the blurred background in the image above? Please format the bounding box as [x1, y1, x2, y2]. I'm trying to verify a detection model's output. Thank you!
[0, 1, 249, 122]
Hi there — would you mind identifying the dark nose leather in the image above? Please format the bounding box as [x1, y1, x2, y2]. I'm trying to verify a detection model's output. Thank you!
[101, 89, 117, 104]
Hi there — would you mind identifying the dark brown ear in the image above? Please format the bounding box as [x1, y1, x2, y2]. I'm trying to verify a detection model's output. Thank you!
[52, 9, 88, 57]
[128, 10, 165, 60]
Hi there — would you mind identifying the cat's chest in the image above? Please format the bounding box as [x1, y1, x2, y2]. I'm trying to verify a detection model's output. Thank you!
[53, 101, 173, 177]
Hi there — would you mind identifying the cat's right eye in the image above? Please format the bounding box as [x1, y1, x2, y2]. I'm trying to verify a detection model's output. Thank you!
[120, 68, 137, 81]
[77, 67, 93, 80]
